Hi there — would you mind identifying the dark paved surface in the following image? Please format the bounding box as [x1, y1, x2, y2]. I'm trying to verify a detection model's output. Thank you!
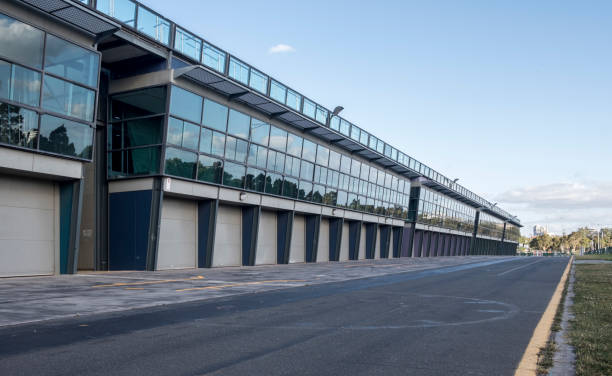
[0, 257, 569, 376]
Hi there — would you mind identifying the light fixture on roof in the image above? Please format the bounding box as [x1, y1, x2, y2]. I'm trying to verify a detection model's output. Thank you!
[491, 202, 498, 208]
[453, 178, 459, 183]
[331, 106, 344, 117]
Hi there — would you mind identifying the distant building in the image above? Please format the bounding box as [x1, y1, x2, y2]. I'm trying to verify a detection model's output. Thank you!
[533, 225, 548, 237]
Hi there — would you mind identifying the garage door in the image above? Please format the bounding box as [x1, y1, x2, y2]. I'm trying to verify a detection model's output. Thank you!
[157, 197, 197, 270]
[0, 175, 56, 277]
[256, 210, 276, 265]
[339, 222, 349, 261]
[290, 215, 305, 263]
[317, 218, 329, 262]
[212, 205, 241, 267]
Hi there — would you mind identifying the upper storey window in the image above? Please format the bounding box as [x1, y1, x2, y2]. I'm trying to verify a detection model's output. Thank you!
[202, 43, 225, 73]
[174, 27, 201, 62]
[137, 6, 170, 45]
[44, 35, 100, 88]
[0, 14, 44, 68]
[229, 58, 249, 85]
[96, 0, 136, 27]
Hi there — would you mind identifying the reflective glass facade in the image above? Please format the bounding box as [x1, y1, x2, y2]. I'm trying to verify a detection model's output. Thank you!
[477, 212, 505, 240]
[0, 13, 98, 160]
[415, 187, 476, 234]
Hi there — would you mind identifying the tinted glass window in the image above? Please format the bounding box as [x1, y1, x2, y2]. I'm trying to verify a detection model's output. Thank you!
[10, 65, 40, 107]
[111, 86, 166, 120]
[267, 150, 285, 172]
[351, 159, 361, 177]
[167, 117, 183, 146]
[315, 145, 329, 166]
[302, 99, 315, 118]
[247, 143, 267, 168]
[312, 184, 324, 203]
[270, 81, 286, 103]
[43, 76, 94, 121]
[222, 161, 245, 188]
[269, 126, 287, 151]
[339, 119, 350, 136]
[286, 133, 302, 157]
[39, 114, 93, 159]
[330, 116, 339, 131]
[0, 14, 44, 68]
[123, 117, 162, 147]
[284, 155, 300, 177]
[227, 109, 250, 138]
[182, 121, 200, 150]
[315, 107, 328, 124]
[265, 173, 282, 195]
[229, 58, 249, 85]
[197, 155, 223, 184]
[45, 35, 99, 87]
[164, 147, 197, 178]
[340, 155, 351, 174]
[302, 139, 316, 162]
[283, 177, 298, 198]
[300, 160, 314, 180]
[328, 150, 340, 170]
[298, 181, 313, 201]
[360, 131, 368, 145]
[245, 167, 265, 192]
[336, 190, 348, 207]
[0, 60, 9, 99]
[170, 86, 202, 124]
[211, 131, 225, 156]
[202, 98, 228, 131]
[249, 69, 267, 93]
[0, 102, 38, 149]
[137, 7, 170, 45]
[250, 118, 269, 145]
[224, 136, 247, 163]
[350, 126, 360, 141]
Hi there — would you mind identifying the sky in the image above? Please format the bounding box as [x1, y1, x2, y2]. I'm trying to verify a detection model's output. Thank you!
[142, 0, 612, 236]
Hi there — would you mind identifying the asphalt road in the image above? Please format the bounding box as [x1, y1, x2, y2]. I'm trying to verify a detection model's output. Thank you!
[0, 257, 569, 376]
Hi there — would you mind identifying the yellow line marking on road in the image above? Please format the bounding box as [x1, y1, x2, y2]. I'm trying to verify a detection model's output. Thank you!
[92, 276, 206, 288]
[175, 280, 306, 292]
[514, 257, 573, 376]
[124, 287, 145, 290]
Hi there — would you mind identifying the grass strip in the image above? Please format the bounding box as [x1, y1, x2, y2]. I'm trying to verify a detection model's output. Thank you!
[569, 262, 612, 375]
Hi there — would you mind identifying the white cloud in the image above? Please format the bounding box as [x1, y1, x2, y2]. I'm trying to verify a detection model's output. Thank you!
[268, 44, 296, 54]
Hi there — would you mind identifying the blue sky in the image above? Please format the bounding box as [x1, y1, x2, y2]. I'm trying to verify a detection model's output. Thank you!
[143, 0, 612, 235]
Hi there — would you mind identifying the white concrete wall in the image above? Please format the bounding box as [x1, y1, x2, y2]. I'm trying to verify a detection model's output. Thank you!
[0, 175, 56, 277]
[317, 219, 329, 262]
[290, 215, 305, 263]
[157, 197, 197, 270]
[358, 224, 366, 260]
[339, 222, 349, 261]
[374, 227, 381, 259]
[256, 210, 276, 265]
[212, 205, 241, 267]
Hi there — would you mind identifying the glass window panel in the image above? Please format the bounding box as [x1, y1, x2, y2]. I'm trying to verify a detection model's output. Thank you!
[45, 35, 99, 88]
[202, 43, 226, 73]
[170, 86, 202, 124]
[111, 86, 166, 120]
[286, 133, 302, 157]
[285, 89, 300, 111]
[376, 140, 384, 154]
[328, 150, 340, 170]
[282, 177, 298, 198]
[312, 184, 325, 203]
[339, 119, 350, 136]
[211, 131, 225, 156]
[181, 121, 199, 150]
[269, 80, 286, 103]
[369, 136, 377, 149]
[315, 144, 329, 166]
[137, 7, 170, 45]
[42, 75, 93, 121]
[224, 136, 247, 163]
[202, 98, 228, 131]
[315, 106, 327, 124]
[302, 98, 315, 118]
[360, 164, 369, 180]
[199, 127, 212, 154]
[265, 172, 282, 195]
[336, 190, 348, 207]
[164, 147, 196, 179]
[300, 160, 314, 180]
[227, 109, 250, 139]
[350, 159, 361, 177]
[284, 155, 300, 177]
[340, 155, 351, 174]
[0, 102, 38, 149]
[298, 181, 313, 201]
[108, 146, 160, 177]
[314, 165, 327, 185]
[301, 138, 316, 162]
[247, 143, 267, 168]
[267, 150, 285, 172]
[39, 114, 93, 159]
[328, 170, 339, 188]
[250, 118, 269, 145]
[324, 187, 337, 206]
[174, 27, 201, 62]
[269, 126, 287, 151]
[197, 155, 222, 184]
[0, 14, 44, 68]
[360, 131, 368, 145]
[384, 144, 392, 157]
[222, 161, 245, 188]
[329, 116, 339, 131]
[249, 69, 267, 94]
[0, 60, 9, 99]
[96, 0, 136, 26]
[245, 167, 265, 192]
[350, 125, 360, 141]
[10, 65, 40, 107]
[123, 116, 162, 147]
[228, 57, 249, 85]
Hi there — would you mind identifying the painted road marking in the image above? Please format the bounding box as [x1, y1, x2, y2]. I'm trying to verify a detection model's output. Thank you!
[176, 280, 306, 292]
[497, 259, 546, 276]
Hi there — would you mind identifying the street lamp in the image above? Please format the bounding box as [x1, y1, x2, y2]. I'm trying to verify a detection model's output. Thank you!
[326, 106, 344, 127]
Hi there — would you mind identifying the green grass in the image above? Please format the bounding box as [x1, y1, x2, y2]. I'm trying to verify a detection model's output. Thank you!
[569, 263, 612, 375]
[576, 255, 612, 261]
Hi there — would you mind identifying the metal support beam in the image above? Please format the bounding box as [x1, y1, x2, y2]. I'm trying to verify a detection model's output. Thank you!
[146, 177, 163, 271]
[197, 199, 218, 268]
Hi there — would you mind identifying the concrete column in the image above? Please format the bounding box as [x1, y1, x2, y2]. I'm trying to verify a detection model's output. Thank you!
[305, 214, 321, 262]
[414, 230, 423, 257]
[348, 220, 362, 260]
[392, 226, 404, 258]
[365, 222, 377, 259]
[379, 225, 392, 258]
[401, 223, 415, 257]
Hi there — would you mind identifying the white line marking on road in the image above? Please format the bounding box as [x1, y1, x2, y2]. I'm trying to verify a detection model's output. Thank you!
[497, 259, 546, 276]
